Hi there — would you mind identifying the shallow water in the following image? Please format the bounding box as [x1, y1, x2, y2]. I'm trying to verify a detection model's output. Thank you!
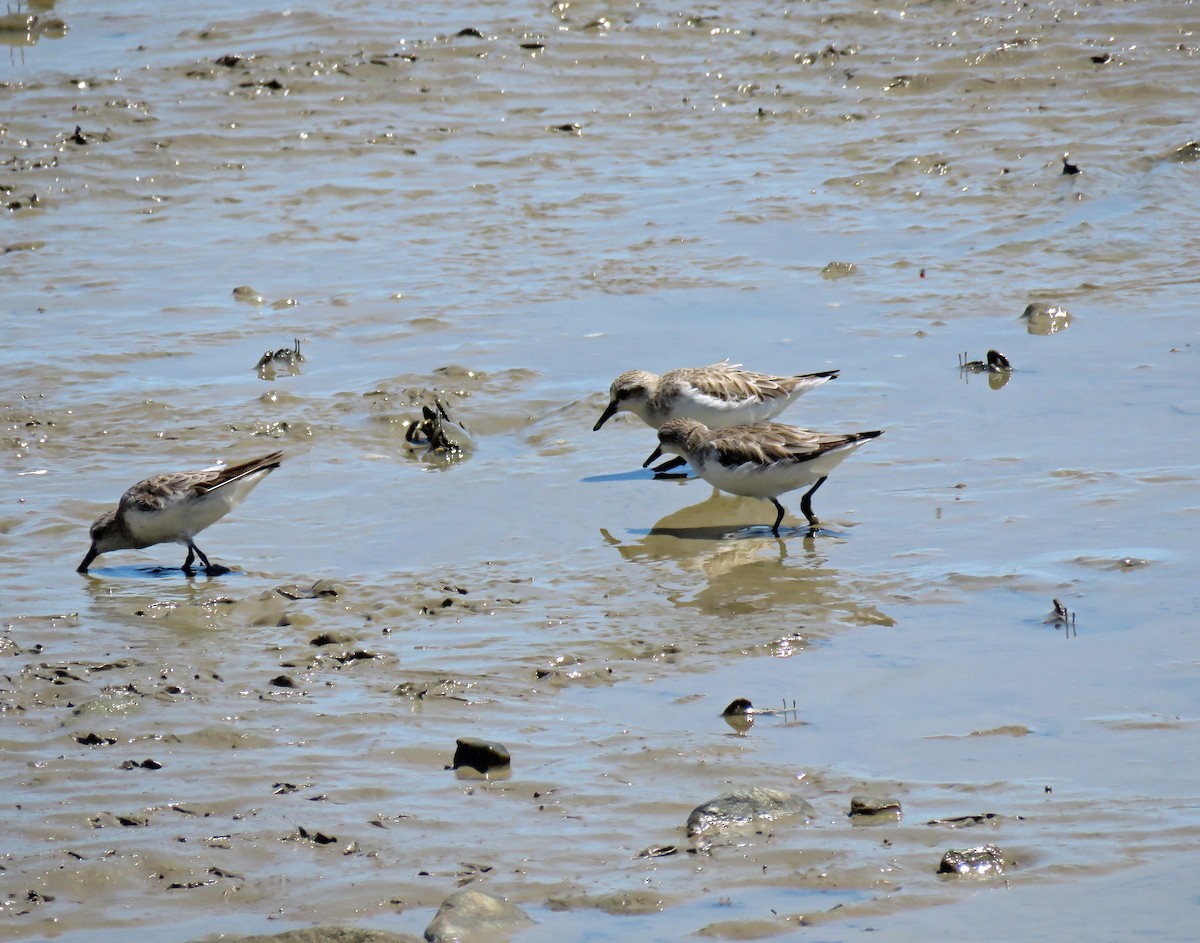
[3, 1, 1200, 940]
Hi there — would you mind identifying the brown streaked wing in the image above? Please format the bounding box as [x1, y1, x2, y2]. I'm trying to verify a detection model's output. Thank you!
[675, 365, 787, 404]
[120, 471, 211, 513]
[193, 451, 284, 495]
[708, 423, 846, 467]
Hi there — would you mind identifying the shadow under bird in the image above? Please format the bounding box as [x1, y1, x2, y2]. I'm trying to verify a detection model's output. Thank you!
[593, 362, 839, 431]
[77, 451, 283, 575]
[644, 419, 882, 536]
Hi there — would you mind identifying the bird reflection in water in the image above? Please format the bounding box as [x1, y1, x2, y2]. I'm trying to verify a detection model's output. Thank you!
[600, 491, 894, 628]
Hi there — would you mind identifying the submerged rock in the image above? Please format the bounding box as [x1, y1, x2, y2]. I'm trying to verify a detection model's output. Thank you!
[232, 285, 266, 305]
[451, 737, 511, 775]
[821, 260, 857, 279]
[424, 889, 532, 942]
[938, 843, 1005, 876]
[1021, 302, 1073, 335]
[686, 786, 815, 838]
[191, 928, 421, 943]
[1167, 140, 1200, 163]
[545, 888, 665, 914]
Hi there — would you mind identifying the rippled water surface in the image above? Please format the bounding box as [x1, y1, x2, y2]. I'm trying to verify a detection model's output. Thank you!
[3, 1, 1199, 940]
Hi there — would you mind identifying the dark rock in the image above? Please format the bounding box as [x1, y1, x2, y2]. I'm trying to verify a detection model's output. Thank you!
[849, 795, 902, 819]
[686, 786, 815, 838]
[938, 843, 1005, 876]
[424, 889, 532, 942]
[120, 758, 163, 770]
[451, 737, 511, 775]
[296, 826, 337, 845]
[74, 732, 116, 746]
[310, 631, 353, 647]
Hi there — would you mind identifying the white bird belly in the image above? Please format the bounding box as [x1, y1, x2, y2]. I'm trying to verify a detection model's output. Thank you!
[697, 458, 822, 499]
[695, 440, 866, 499]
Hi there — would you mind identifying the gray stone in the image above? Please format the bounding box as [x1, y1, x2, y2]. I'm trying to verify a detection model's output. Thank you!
[849, 795, 902, 819]
[685, 786, 815, 838]
[938, 843, 1006, 876]
[452, 738, 511, 775]
[424, 889, 533, 942]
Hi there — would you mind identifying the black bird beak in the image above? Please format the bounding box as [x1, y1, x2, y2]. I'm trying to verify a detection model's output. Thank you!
[593, 400, 619, 431]
[77, 544, 98, 573]
[642, 445, 664, 469]
[651, 456, 688, 474]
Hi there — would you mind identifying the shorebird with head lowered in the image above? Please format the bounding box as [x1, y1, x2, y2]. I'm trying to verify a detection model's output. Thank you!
[77, 451, 283, 576]
[644, 419, 882, 536]
[593, 362, 839, 432]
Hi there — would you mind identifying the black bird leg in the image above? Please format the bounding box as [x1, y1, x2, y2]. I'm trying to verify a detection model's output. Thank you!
[770, 498, 786, 537]
[182, 540, 214, 574]
[800, 476, 828, 527]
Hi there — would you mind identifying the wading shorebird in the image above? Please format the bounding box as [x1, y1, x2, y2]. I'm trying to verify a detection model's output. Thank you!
[77, 451, 283, 575]
[644, 419, 881, 536]
[593, 362, 839, 431]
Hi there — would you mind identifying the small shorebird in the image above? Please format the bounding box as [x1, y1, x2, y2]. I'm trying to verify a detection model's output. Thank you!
[593, 362, 839, 431]
[644, 419, 882, 536]
[77, 451, 283, 575]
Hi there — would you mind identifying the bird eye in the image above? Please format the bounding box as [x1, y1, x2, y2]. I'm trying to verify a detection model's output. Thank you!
[617, 388, 632, 400]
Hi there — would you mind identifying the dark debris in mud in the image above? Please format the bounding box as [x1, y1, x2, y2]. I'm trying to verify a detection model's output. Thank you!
[925, 812, 1006, 828]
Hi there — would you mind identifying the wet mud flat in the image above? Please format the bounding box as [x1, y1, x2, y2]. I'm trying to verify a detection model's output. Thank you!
[4, 0, 1200, 941]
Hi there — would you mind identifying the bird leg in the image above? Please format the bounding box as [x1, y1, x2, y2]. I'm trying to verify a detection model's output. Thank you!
[770, 498, 786, 537]
[800, 476, 828, 526]
[182, 540, 214, 574]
